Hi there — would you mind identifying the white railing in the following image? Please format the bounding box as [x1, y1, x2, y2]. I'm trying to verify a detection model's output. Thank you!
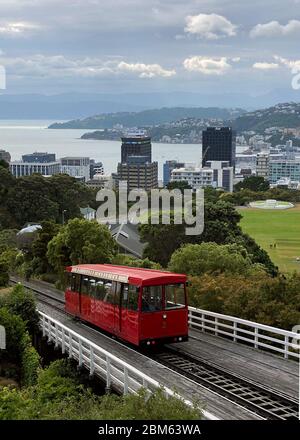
[39, 311, 218, 420]
[188, 307, 300, 360]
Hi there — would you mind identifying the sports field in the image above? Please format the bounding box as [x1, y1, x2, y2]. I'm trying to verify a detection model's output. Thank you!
[238, 204, 300, 273]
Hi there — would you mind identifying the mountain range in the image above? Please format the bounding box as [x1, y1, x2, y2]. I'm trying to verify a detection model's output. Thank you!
[0, 88, 299, 120]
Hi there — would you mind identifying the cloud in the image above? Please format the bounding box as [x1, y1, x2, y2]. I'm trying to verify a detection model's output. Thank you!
[184, 13, 237, 40]
[117, 61, 176, 78]
[0, 21, 40, 35]
[250, 20, 300, 38]
[183, 56, 232, 75]
[0, 54, 176, 79]
[273, 55, 300, 72]
[253, 62, 279, 70]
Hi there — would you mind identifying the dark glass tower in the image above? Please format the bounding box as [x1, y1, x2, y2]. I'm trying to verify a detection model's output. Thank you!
[117, 134, 158, 191]
[202, 127, 236, 168]
[121, 135, 152, 164]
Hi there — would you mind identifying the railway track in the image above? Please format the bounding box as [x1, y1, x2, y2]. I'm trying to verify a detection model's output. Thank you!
[152, 348, 299, 420]
[9, 277, 65, 313]
[9, 276, 299, 421]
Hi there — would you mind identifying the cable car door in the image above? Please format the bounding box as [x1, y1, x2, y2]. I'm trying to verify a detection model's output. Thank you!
[112, 281, 122, 334]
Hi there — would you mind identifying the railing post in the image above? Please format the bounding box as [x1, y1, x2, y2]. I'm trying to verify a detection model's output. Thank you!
[79, 340, 83, 367]
[124, 367, 129, 395]
[254, 327, 258, 349]
[54, 323, 58, 348]
[61, 328, 65, 354]
[69, 334, 73, 358]
[284, 335, 289, 359]
[201, 313, 204, 332]
[42, 315, 46, 337]
[233, 321, 237, 342]
[106, 357, 111, 392]
[215, 317, 219, 336]
[90, 347, 95, 375]
[47, 319, 51, 342]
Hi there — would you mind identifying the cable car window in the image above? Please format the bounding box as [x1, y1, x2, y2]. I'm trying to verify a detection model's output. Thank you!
[165, 284, 185, 309]
[122, 284, 129, 308]
[142, 285, 162, 312]
[75, 274, 81, 292]
[89, 279, 96, 297]
[127, 285, 139, 311]
[81, 277, 90, 295]
[66, 273, 72, 290]
[113, 282, 122, 306]
[95, 280, 105, 300]
[103, 281, 113, 304]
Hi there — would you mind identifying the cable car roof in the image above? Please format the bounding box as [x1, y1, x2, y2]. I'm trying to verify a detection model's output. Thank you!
[66, 264, 187, 286]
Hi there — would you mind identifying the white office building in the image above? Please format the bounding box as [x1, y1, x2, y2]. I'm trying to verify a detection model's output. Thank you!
[60, 157, 90, 182]
[171, 166, 213, 190]
[10, 161, 60, 177]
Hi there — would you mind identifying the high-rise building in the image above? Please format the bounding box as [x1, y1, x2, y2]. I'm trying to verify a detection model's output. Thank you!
[90, 160, 104, 179]
[256, 153, 269, 179]
[116, 133, 158, 191]
[205, 160, 234, 192]
[163, 160, 185, 186]
[269, 160, 300, 184]
[117, 157, 158, 192]
[0, 149, 11, 163]
[202, 127, 236, 168]
[22, 152, 56, 163]
[60, 157, 90, 181]
[121, 133, 152, 164]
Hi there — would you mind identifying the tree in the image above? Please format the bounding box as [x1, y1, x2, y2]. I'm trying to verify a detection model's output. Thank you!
[7, 175, 60, 227]
[186, 272, 300, 330]
[4, 173, 96, 228]
[30, 221, 61, 275]
[235, 176, 270, 192]
[0, 229, 18, 253]
[167, 181, 192, 192]
[140, 201, 243, 267]
[0, 284, 39, 334]
[0, 359, 202, 420]
[168, 242, 260, 276]
[0, 167, 16, 229]
[140, 220, 187, 267]
[112, 254, 161, 269]
[47, 174, 95, 221]
[47, 219, 117, 282]
[0, 258, 9, 287]
[0, 159, 9, 169]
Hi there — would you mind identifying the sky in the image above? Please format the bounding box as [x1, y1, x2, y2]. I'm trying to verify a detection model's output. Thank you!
[0, 0, 300, 100]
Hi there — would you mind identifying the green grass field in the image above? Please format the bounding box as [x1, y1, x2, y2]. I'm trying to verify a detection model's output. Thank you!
[238, 204, 300, 273]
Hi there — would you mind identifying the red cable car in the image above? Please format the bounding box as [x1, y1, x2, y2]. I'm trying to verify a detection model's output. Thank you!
[65, 264, 189, 346]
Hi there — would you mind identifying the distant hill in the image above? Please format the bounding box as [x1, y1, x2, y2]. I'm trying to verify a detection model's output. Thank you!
[48, 107, 245, 129]
[233, 102, 300, 132]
